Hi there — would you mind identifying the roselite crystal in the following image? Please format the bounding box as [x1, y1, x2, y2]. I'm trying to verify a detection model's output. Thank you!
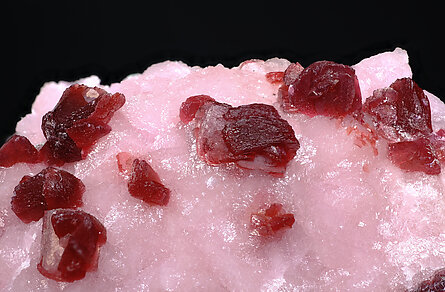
[282, 60, 362, 117]
[251, 203, 295, 237]
[38, 209, 107, 282]
[117, 153, 171, 206]
[363, 77, 433, 142]
[41, 84, 125, 165]
[0, 135, 40, 167]
[181, 98, 300, 176]
[11, 167, 85, 223]
[388, 137, 441, 175]
[127, 159, 171, 206]
[179, 94, 215, 123]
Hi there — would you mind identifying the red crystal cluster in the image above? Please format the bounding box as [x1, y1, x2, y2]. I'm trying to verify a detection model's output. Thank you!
[363, 78, 442, 175]
[2, 84, 124, 282]
[41, 84, 125, 165]
[276, 59, 443, 175]
[0, 84, 125, 167]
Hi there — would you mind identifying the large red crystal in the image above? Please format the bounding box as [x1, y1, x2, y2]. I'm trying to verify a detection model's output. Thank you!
[38, 209, 107, 282]
[41, 84, 125, 165]
[182, 97, 300, 176]
[11, 167, 85, 223]
[222, 104, 299, 172]
[282, 61, 361, 117]
[363, 78, 432, 142]
[0, 135, 40, 167]
[387, 137, 441, 175]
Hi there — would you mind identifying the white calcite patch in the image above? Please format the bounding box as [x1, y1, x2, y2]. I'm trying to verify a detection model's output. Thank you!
[1, 49, 444, 291]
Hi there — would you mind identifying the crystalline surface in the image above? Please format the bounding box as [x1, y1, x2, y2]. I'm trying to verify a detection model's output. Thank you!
[0, 49, 444, 291]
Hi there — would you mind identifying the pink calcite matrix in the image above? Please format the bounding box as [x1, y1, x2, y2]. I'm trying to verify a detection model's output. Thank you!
[1, 48, 445, 291]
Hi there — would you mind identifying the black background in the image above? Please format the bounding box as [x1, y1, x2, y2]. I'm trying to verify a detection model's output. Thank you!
[4, 2, 443, 143]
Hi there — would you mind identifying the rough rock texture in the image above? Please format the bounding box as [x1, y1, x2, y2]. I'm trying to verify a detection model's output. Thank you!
[1, 48, 445, 291]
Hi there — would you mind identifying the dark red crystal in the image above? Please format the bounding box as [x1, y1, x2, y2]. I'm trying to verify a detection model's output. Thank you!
[222, 104, 299, 171]
[41, 84, 125, 165]
[127, 159, 170, 206]
[0, 135, 40, 167]
[251, 203, 295, 237]
[11, 167, 85, 223]
[189, 99, 299, 176]
[41, 167, 85, 210]
[282, 61, 361, 117]
[10, 174, 46, 223]
[38, 209, 106, 282]
[388, 137, 441, 175]
[363, 78, 432, 142]
[412, 268, 445, 292]
[179, 94, 215, 124]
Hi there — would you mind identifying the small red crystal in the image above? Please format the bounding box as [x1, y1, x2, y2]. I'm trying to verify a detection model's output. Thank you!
[127, 159, 170, 206]
[363, 78, 432, 142]
[38, 209, 106, 282]
[186, 98, 299, 176]
[388, 137, 441, 175]
[179, 95, 215, 124]
[282, 61, 361, 117]
[265, 71, 285, 84]
[251, 203, 295, 237]
[11, 167, 85, 223]
[41, 84, 125, 165]
[0, 135, 40, 167]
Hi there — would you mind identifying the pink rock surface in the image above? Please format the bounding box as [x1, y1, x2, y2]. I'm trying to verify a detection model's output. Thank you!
[1, 49, 444, 291]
